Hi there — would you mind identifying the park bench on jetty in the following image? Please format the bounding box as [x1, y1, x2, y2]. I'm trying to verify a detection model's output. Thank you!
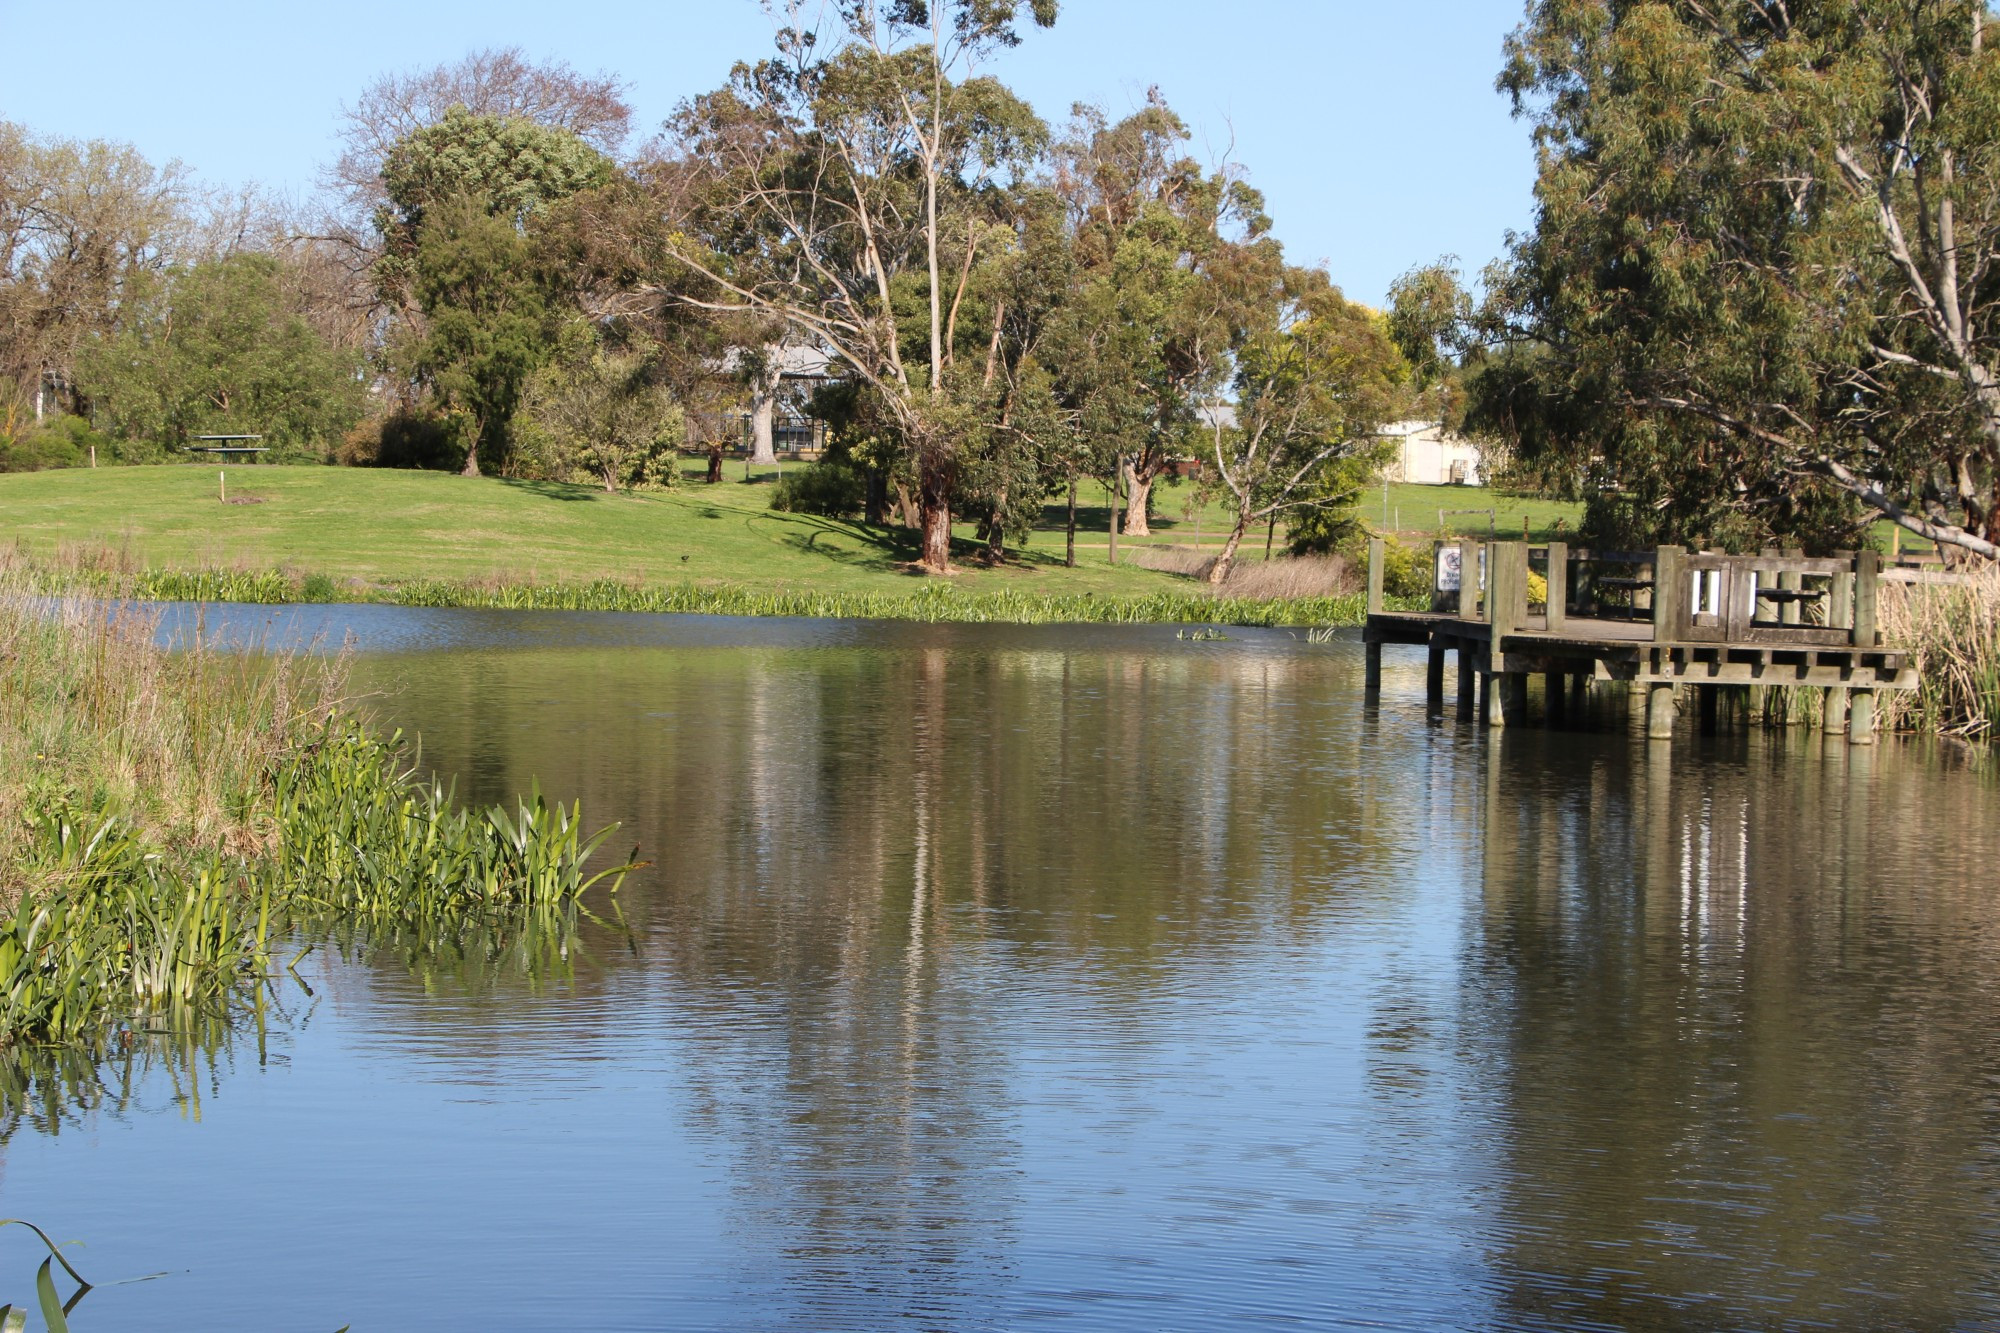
[1362, 540, 1916, 744]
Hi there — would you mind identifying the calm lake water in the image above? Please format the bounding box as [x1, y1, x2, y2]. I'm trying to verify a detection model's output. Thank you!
[6, 603, 2000, 1331]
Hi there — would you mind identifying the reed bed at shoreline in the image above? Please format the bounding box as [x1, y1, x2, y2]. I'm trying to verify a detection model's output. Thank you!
[0, 570, 344, 901]
[1879, 564, 2000, 740]
[0, 566, 636, 1051]
[21, 548, 1413, 628]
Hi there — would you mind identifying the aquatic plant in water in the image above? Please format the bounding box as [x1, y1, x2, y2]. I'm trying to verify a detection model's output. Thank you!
[0, 1219, 88, 1333]
[0, 718, 636, 1052]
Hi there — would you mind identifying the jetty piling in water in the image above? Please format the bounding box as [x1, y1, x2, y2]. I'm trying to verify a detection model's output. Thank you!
[1363, 538, 1916, 743]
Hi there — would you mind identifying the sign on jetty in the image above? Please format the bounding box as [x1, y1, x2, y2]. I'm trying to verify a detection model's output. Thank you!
[1363, 540, 1915, 743]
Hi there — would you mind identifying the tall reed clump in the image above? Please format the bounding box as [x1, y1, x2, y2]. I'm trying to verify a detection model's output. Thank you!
[1879, 563, 2000, 739]
[0, 556, 345, 903]
[0, 562, 636, 1052]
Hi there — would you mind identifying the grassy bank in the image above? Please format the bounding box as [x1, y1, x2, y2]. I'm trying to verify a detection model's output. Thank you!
[0, 570, 635, 1050]
[0, 464, 1464, 624]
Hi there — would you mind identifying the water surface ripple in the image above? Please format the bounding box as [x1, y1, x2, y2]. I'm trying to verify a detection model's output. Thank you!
[4, 603, 1995, 1331]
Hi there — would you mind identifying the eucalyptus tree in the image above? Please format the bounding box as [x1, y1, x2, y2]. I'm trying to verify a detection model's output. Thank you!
[1204, 269, 1408, 583]
[1049, 99, 1282, 536]
[657, 0, 1055, 571]
[1492, 0, 2000, 558]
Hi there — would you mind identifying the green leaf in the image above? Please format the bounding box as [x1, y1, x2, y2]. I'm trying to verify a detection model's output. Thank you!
[34, 1259, 66, 1333]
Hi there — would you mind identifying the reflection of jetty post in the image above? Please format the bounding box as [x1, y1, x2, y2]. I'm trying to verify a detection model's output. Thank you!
[1362, 539, 1914, 744]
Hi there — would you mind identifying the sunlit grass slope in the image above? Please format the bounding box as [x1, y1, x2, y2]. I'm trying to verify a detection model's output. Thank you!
[0, 464, 1200, 599]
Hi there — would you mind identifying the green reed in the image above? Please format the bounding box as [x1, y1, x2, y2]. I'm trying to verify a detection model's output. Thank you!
[260, 721, 639, 918]
[0, 562, 636, 1051]
[0, 723, 636, 1051]
[37, 557, 1426, 628]
[0, 1218, 89, 1333]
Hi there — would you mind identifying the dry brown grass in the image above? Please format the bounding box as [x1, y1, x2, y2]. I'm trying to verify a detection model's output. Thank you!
[0, 551, 347, 904]
[1879, 563, 2000, 738]
[1132, 547, 1358, 600]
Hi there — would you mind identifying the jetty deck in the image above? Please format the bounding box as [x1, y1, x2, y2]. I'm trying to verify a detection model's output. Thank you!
[1362, 540, 1916, 743]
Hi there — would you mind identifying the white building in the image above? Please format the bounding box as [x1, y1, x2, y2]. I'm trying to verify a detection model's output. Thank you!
[1376, 420, 1483, 487]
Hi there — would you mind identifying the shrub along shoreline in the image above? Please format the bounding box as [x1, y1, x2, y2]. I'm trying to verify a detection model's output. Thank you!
[0, 574, 636, 1053]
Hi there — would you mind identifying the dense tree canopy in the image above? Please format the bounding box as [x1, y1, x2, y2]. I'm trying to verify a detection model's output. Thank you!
[78, 253, 366, 455]
[1482, 0, 2000, 559]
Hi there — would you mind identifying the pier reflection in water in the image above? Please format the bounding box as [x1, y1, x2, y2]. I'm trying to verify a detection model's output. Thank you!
[0, 608, 1993, 1331]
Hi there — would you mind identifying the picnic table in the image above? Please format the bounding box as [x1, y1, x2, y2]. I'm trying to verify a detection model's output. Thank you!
[183, 434, 266, 460]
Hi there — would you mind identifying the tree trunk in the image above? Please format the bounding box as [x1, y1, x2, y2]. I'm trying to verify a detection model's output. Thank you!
[461, 419, 482, 477]
[1066, 477, 1077, 567]
[918, 456, 952, 572]
[1121, 459, 1155, 536]
[1208, 513, 1252, 585]
[985, 487, 1007, 563]
[893, 481, 920, 529]
[865, 467, 888, 525]
[1109, 456, 1121, 565]
[748, 373, 778, 465]
[1265, 514, 1277, 558]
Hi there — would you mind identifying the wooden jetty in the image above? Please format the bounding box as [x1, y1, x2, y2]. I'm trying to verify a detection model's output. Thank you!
[1362, 540, 1916, 744]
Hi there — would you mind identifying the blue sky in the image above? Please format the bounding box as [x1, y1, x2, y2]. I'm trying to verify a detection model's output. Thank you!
[0, 0, 1535, 305]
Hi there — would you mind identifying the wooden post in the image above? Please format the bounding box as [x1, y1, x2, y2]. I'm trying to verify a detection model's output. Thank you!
[1456, 645, 1476, 721]
[1487, 542, 1522, 636]
[1505, 672, 1529, 726]
[1830, 567, 1854, 630]
[1822, 686, 1848, 735]
[1544, 541, 1568, 633]
[1568, 672, 1589, 718]
[1426, 641, 1447, 712]
[1651, 545, 1686, 642]
[1852, 550, 1879, 647]
[1456, 539, 1480, 621]
[1848, 688, 1876, 745]
[219, 470, 226, 504]
[1779, 551, 1802, 626]
[1364, 637, 1383, 696]
[1483, 669, 1506, 728]
[1366, 537, 1385, 616]
[1646, 681, 1677, 740]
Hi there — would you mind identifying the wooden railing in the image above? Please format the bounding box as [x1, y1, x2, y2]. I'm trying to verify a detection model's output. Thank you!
[1370, 540, 1885, 649]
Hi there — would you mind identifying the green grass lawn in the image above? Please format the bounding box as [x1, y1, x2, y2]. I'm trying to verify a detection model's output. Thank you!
[0, 462, 1596, 624]
[1022, 472, 1584, 546]
[0, 462, 1213, 600]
